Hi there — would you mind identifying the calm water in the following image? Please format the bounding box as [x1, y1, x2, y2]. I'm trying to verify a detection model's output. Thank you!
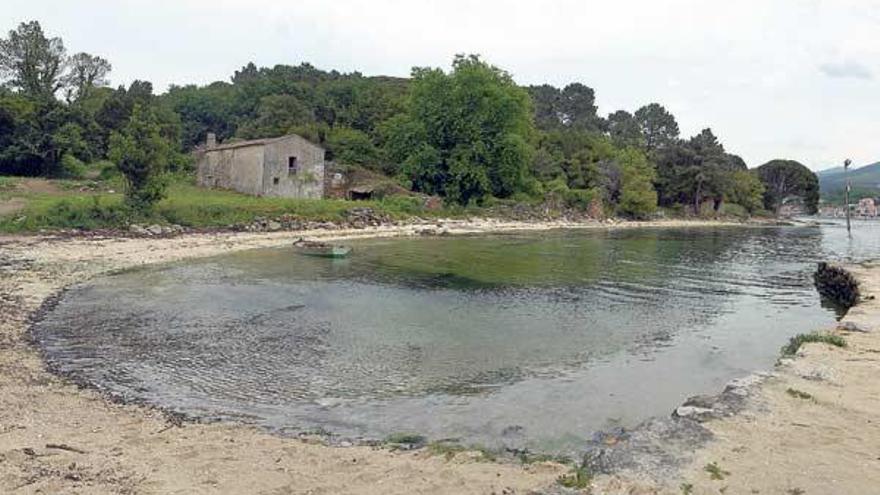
[32, 221, 880, 452]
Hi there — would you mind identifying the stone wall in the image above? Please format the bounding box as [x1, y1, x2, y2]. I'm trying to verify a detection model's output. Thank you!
[196, 144, 265, 196]
[261, 136, 325, 199]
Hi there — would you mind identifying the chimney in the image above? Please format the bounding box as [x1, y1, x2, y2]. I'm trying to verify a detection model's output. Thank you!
[206, 132, 217, 148]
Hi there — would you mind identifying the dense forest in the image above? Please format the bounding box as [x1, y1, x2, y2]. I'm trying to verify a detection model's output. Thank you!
[0, 21, 819, 216]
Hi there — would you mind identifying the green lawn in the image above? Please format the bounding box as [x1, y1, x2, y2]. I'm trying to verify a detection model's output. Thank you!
[0, 178, 445, 233]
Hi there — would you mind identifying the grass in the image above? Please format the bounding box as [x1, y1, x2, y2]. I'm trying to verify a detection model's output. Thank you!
[780, 332, 847, 357]
[424, 441, 502, 462]
[704, 461, 730, 481]
[384, 432, 427, 447]
[0, 176, 20, 190]
[557, 466, 592, 489]
[680, 483, 694, 494]
[0, 179, 455, 233]
[785, 388, 814, 400]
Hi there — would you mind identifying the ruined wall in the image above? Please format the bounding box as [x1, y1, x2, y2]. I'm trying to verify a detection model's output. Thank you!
[261, 136, 325, 199]
[196, 145, 265, 196]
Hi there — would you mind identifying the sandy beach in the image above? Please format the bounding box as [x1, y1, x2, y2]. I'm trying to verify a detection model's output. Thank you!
[1, 218, 876, 494]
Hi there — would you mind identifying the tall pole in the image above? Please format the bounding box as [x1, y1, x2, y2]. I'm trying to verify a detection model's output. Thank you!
[844, 158, 852, 235]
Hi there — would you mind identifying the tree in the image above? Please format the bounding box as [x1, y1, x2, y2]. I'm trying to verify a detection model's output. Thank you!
[559, 83, 600, 130]
[0, 21, 66, 98]
[108, 104, 174, 210]
[728, 169, 765, 213]
[236, 93, 313, 139]
[606, 110, 643, 148]
[63, 52, 111, 102]
[389, 55, 534, 204]
[527, 82, 601, 131]
[634, 103, 679, 151]
[325, 126, 379, 167]
[617, 148, 658, 217]
[755, 159, 819, 214]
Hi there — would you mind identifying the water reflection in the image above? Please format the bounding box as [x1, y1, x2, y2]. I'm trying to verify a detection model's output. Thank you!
[32, 223, 880, 452]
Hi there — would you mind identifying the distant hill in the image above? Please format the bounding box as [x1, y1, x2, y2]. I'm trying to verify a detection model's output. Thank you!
[818, 161, 880, 201]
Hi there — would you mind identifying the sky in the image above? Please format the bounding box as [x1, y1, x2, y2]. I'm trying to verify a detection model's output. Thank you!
[5, 0, 879, 171]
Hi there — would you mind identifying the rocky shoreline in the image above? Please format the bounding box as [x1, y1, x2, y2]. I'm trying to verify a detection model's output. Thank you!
[1, 219, 876, 494]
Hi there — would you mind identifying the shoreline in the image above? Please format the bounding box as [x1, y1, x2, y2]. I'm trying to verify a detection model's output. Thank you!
[1, 218, 871, 494]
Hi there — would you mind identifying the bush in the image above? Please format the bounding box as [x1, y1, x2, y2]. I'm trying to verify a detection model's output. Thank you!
[59, 154, 87, 179]
[564, 188, 597, 209]
[96, 160, 121, 181]
[780, 332, 846, 357]
[33, 196, 133, 230]
[719, 202, 749, 219]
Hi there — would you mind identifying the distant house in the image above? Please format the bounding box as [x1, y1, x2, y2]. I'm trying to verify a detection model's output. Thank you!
[856, 197, 877, 217]
[196, 133, 325, 199]
[778, 197, 806, 217]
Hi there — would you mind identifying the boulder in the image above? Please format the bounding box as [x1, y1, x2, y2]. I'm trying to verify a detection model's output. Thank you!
[814, 262, 860, 308]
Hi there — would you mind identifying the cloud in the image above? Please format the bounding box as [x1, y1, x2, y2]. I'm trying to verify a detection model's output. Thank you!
[819, 61, 873, 80]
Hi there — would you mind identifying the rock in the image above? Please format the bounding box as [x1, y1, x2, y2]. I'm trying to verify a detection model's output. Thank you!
[423, 196, 443, 210]
[814, 262, 860, 309]
[838, 321, 870, 333]
[673, 405, 715, 419]
[267, 221, 282, 231]
[146, 224, 164, 236]
[129, 224, 149, 235]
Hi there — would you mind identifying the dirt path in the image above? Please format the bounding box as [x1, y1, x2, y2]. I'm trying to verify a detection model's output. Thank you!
[1, 218, 868, 494]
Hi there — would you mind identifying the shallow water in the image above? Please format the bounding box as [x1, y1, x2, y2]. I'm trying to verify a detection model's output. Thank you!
[32, 221, 880, 453]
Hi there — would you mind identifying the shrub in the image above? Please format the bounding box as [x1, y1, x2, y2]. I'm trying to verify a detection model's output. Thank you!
[59, 154, 87, 179]
[564, 188, 598, 209]
[719, 202, 749, 219]
[780, 332, 846, 357]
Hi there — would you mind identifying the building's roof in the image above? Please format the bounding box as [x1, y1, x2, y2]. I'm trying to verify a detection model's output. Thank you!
[206, 134, 324, 152]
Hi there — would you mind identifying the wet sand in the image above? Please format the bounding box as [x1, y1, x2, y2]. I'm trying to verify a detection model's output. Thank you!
[1, 218, 873, 494]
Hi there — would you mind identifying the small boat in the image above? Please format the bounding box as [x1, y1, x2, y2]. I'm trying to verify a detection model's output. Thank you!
[292, 238, 352, 258]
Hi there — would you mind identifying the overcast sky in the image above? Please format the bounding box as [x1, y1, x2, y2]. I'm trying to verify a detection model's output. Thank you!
[6, 0, 879, 170]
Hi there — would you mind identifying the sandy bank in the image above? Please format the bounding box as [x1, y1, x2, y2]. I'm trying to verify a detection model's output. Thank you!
[591, 261, 880, 494]
[0, 217, 837, 494]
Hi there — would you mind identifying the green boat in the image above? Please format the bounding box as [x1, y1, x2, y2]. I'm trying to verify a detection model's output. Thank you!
[292, 239, 352, 258]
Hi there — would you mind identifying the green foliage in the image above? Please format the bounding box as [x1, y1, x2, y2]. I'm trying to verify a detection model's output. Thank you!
[727, 169, 765, 214]
[391, 55, 535, 204]
[58, 153, 86, 179]
[607, 110, 644, 148]
[818, 161, 880, 201]
[717, 202, 749, 219]
[384, 432, 427, 447]
[0, 21, 791, 220]
[325, 126, 379, 167]
[618, 148, 657, 218]
[653, 128, 749, 214]
[756, 159, 820, 214]
[634, 103, 679, 151]
[704, 461, 730, 481]
[0, 182, 454, 233]
[236, 93, 313, 139]
[527, 82, 602, 131]
[780, 332, 846, 357]
[564, 188, 599, 209]
[0, 21, 66, 98]
[108, 104, 174, 210]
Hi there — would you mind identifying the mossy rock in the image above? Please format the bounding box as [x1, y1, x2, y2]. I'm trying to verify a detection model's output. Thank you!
[814, 262, 860, 309]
